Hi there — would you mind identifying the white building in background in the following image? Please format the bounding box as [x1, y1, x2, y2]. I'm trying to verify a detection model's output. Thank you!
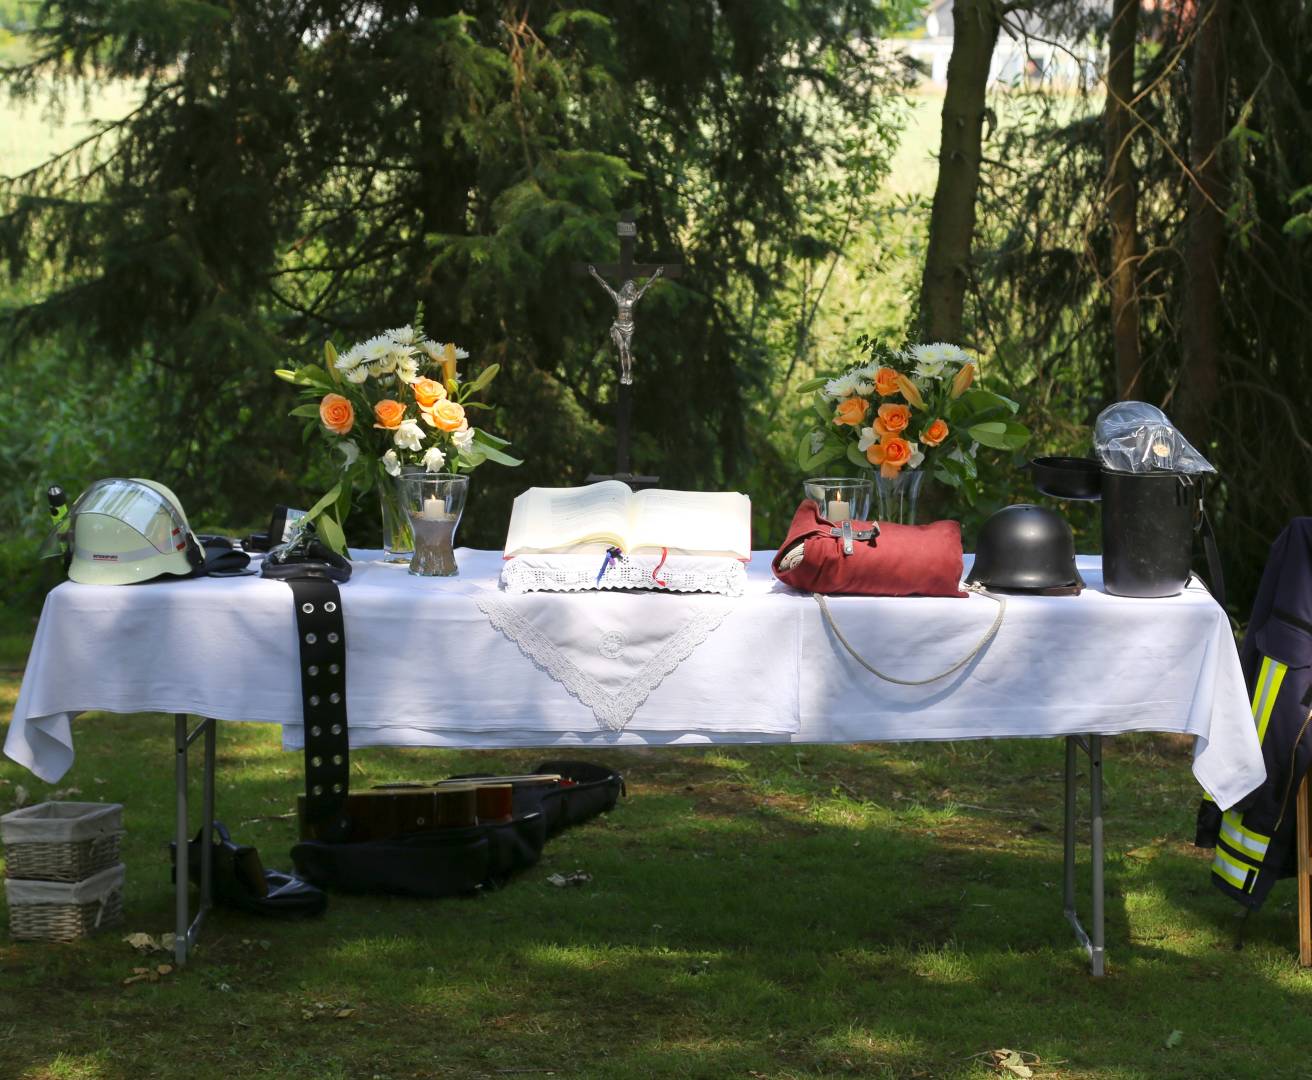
[904, 0, 1107, 90]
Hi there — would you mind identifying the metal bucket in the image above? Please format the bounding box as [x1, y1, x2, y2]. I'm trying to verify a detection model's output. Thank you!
[1100, 469, 1200, 598]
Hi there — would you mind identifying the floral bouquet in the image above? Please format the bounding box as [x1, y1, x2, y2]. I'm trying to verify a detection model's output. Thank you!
[275, 322, 520, 552]
[796, 339, 1029, 496]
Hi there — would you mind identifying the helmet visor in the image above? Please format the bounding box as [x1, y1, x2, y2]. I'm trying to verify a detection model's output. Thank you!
[67, 478, 192, 557]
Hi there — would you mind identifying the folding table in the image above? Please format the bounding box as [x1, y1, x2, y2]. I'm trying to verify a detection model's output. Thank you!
[5, 551, 1264, 975]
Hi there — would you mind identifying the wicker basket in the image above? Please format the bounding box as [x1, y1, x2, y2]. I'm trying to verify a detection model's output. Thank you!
[2, 802, 124, 883]
[5, 864, 126, 942]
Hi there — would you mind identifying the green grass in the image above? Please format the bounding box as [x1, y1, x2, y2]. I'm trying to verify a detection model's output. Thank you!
[3, 613, 1312, 1080]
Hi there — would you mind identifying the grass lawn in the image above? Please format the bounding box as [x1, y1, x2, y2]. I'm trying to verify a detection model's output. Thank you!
[3, 610, 1312, 1080]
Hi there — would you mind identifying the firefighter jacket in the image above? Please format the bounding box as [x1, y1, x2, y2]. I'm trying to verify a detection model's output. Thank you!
[1196, 517, 1312, 909]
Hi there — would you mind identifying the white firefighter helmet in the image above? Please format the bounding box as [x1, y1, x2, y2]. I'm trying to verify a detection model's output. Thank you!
[59, 478, 204, 585]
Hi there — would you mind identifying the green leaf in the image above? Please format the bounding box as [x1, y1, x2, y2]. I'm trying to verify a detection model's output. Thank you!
[959, 388, 1018, 415]
[476, 444, 523, 467]
[933, 463, 963, 488]
[317, 513, 348, 556]
[968, 421, 1030, 451]
[472, 428, 512, 449]
[794, 376, 828, 394]
[304, 483, 343, 522]
[288, 403, 321, 419]
[846, 443, 869, 470]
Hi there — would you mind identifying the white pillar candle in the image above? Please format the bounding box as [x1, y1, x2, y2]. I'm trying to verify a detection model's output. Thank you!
[828, 498, 850, 522]
[422, 494, 445, 520]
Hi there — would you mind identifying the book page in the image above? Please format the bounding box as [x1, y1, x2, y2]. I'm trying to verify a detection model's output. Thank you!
[630, 488, 751, 559]
[503, 481, 633, 556]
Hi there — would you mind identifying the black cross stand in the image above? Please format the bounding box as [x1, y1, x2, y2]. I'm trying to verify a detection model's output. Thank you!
[574, 212, 682, 489]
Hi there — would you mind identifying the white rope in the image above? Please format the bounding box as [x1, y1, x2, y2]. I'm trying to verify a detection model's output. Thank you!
[813, 584, 1006, 686]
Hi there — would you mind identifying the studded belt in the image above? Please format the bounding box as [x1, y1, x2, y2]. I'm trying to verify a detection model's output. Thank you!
[287, 577, 352, 842]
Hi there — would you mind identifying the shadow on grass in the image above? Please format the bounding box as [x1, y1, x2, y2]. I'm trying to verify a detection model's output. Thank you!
[4, 723, 1312, 1078]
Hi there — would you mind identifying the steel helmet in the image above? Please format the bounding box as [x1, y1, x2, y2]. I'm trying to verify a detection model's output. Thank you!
[966, 504, 1085, 594]
[56, 478, 204, 585]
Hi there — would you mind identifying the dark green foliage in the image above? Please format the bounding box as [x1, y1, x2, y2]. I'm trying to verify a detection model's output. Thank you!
[969, 2, 1312, 617]
[1, 0, 916, 554]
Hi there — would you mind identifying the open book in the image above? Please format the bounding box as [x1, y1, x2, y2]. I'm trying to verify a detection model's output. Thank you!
[503, 481, 751, 560]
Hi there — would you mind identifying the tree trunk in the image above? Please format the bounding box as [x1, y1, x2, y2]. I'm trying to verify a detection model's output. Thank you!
[1176, 0, 1230, 446]
[1104, 0, 1141, 399]
[918, 0, 1002, 344]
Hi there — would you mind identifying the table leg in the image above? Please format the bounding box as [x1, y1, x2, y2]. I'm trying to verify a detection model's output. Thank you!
[1298, 775, 1311, 967]
[173, 714, 216, 966]
[1063, 734, 1107, 976]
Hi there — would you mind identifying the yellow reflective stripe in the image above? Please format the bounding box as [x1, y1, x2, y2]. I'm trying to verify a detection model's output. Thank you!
[1212, 850, 1250, 890]
[1221, 811, 1269, 856]
[1251, 657, 1271, 713]
[1255, 661, 1289, 745]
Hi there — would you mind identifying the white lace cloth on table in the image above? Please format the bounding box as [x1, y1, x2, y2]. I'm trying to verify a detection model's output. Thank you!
[472, 585, 735, 732]
[500, 552, 747, 596]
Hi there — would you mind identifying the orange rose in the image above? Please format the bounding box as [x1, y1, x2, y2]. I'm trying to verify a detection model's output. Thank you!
[874, 366, 901, 396]
[922, 418, 950, 447]
[412, 377, 447, 409]
[895, 374, 925, 410]
[866, 436, 912, 479]
[950, 363, 975, 399]
[424, 398, 467, 432]
[876, 403, 911, 434]
[834, 396, 869, 427]
[373, 399, 406, 430]
[319, 393, 354, 436]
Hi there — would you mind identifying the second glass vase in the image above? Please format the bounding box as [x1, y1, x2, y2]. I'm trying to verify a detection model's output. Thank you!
[398, 472, 469, 577]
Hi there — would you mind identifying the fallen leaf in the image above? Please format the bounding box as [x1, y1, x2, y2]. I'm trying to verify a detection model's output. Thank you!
[14, 785, 29, 808]
[546, 870, 592, 888]
[1165, 1030, 1184, 1049]
[53, 787, 82, 799]
[156, 964, 173, 976]
[336, 1009, 354, 1019]
[123, 932, 174, 955]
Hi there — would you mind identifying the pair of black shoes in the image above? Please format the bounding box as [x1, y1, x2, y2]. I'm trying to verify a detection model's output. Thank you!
[172, 822, 327, 918]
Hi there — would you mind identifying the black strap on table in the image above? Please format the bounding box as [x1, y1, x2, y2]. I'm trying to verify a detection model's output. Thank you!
[287, 577, 352, 842]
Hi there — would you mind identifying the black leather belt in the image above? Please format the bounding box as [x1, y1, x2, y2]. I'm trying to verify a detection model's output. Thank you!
[287, 577, 352, 842]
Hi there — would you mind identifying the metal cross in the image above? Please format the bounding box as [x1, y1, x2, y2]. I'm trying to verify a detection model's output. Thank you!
[575, 212, 683, 486]
[829, 520, 880, 556]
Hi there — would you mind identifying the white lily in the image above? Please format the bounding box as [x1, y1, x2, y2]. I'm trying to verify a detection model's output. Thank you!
[422, 445, 447, 471]
[336, 440, 359, 469]
[382, 450, 401, 477]
[857, 426, 878, 452]
[453, 427, 475, 451]
[393, 419, 425, 451]
[908, 442, 924, 469]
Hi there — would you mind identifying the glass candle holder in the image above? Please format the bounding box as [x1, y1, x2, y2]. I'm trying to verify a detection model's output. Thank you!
[397, 472, 469, 577]
[802, 476, 873, 523]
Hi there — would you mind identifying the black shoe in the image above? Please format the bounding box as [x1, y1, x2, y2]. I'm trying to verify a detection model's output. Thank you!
[171, 822, 327, 918]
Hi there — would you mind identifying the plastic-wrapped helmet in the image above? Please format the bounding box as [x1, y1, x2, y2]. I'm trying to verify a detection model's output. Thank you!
[965, 504, 1084, 594]
[58, 478, 203, 585]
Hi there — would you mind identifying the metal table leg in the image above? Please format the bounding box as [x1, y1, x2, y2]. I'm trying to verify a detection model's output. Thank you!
[1063, 734, 1106, 976]
[174, 714, 216, 966]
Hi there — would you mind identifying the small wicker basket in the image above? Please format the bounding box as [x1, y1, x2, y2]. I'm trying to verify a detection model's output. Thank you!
[5, 864, 126, 941]
[2, 802, 124, 883]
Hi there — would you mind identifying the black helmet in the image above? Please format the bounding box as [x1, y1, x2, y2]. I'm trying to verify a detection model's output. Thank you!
[966, 504, 1084, 595]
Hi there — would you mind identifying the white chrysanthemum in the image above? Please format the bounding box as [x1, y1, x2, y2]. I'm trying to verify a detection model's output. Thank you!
[386, 325, 418, 346]
[422, 445, 446, 471]
[824, 373, 858, 399]
[857, 426, 878, 452]
[336, 440, 359, 469]
[396, 357, 421, 384]
[854, 360, 881, 379]
[393, 419, 425, 452]
[454, 346, 470, 360]
[344, 366, 369, 384]
[373, 352, 397, 375]
[382, 450, 401, 477]
[453, 427, 475, 451]
[908, 342, 971, 381]
[908, 442, 924, 469]
[853, 380, 874, 396]
[336, 341, 367, 370]
[418, 340, 443, 361]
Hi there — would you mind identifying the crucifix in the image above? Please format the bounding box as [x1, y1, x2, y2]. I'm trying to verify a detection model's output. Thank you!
[574, 212, 682, 487]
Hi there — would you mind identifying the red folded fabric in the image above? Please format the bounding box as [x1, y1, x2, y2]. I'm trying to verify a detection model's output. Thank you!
[771, 500, 967, 597]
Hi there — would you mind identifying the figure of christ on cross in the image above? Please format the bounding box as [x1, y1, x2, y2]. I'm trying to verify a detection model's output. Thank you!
[574, 214, 683, 481]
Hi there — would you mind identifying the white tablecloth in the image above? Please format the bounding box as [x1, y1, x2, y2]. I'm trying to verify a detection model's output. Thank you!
[4, 550, 1264, 809]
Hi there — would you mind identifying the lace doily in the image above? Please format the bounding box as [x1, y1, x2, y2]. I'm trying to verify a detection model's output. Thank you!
[473, 591, 733, 732]
[500, 553, 747, 596]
